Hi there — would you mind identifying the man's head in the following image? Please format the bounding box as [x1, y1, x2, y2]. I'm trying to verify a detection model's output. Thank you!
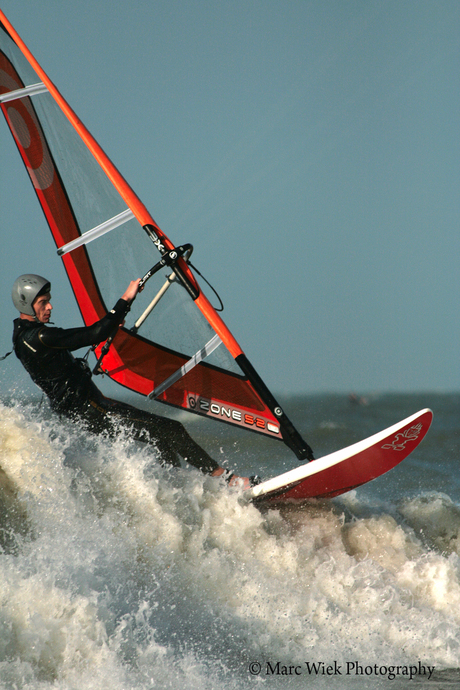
[12, 274, 52, 323]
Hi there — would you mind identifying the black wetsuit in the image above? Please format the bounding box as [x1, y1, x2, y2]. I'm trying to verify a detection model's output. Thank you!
[12, 300, 219, 474]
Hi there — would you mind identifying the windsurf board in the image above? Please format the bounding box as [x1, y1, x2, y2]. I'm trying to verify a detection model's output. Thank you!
[247, 408, 433, 504]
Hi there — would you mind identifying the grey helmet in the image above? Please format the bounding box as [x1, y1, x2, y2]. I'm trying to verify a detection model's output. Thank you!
[12, 274, 51, 316]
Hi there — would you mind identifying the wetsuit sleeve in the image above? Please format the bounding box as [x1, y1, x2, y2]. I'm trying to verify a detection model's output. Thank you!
[37, 299, 129, 351]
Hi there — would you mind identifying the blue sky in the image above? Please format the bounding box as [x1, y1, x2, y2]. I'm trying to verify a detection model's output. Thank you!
[1, 1, 459, 396]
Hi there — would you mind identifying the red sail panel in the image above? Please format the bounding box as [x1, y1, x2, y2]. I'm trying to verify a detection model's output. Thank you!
[0, 53, 105, 325]
[101, 331, 282, 437]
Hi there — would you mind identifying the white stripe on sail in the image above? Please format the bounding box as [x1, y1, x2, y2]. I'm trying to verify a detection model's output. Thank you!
[149, 334, 223, 400]
[57, 209, 135, 255]
[0, 82, 48, 102]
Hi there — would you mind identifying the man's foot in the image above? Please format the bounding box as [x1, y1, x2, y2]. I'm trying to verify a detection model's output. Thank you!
[211, 467, 261, 491]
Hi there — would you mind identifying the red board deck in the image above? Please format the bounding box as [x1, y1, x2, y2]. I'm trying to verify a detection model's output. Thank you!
[248, 409, 433, 504]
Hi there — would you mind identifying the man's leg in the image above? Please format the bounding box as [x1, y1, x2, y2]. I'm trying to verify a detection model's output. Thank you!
[97, 397, 220, 472]
[85, 395, 255, 486]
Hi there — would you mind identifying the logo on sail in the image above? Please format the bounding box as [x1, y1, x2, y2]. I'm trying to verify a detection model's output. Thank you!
[188, 395, 280, 435]
[381, 422, 423, 451]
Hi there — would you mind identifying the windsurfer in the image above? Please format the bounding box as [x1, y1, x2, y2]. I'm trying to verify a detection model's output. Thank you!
[11, 274, 255, 489]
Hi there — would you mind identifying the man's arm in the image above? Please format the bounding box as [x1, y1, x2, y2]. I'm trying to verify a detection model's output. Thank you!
[38, 280, 140, 351]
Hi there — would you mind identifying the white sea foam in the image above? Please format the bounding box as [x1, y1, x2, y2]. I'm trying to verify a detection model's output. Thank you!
[0, 400, 459, 688]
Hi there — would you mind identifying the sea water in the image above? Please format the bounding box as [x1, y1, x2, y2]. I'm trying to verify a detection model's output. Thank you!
[0, 389, 459, 689]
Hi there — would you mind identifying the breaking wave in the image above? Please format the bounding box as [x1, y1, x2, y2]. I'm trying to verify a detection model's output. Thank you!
[0, 398, 459, 688]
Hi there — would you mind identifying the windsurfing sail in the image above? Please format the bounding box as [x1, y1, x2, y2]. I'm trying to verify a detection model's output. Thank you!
[0, 11, 313, 462]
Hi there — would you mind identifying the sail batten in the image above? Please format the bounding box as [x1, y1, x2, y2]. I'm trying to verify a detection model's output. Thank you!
[58, 209, 136, 255]
[149, 334, 223, 400]
[0, 80, 47, 102]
